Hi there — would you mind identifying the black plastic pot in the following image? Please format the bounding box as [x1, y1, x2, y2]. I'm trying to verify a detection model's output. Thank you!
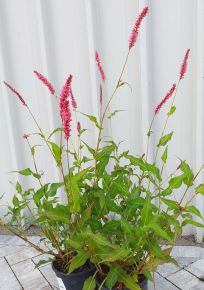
[97, 276, 148, 290]
[52, 261, 96, 290]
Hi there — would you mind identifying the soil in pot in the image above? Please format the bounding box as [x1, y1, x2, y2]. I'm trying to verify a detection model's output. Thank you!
[52, 254, 96, 290]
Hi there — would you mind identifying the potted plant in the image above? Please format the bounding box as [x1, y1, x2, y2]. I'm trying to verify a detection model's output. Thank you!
[1, 6, 204, 290]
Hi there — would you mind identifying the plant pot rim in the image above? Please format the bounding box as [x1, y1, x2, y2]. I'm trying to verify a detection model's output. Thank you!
[52, 260, 96, 278]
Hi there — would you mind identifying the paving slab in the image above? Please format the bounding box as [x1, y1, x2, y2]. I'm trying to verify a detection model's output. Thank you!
[39, 263, 59, 289]
[175, 256, 198, 267]
[157, 263, 181, 277]
[0, 257, 22, 289]
[6, 246, 39, 265]
[186, 259, 204, 279]
[167, 269, 204, 289]
[0, 236, 204, 290]
[11, 259, 53, 290]
[171, 246, 204, 259]
[0, 245, 30, 258]
[32, 253, 53, 265]
[148, 276, 179, 289]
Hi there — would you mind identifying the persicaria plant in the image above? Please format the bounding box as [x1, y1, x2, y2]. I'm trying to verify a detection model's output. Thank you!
[1, 6, 204, 290]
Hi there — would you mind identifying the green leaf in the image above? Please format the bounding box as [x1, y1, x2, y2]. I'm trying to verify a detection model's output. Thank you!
[158, 132, 173, 147]
[17, 168, 33, 176]
[48, 141, 62, 166]
[33, 184, 48, 205]
[96, 145, 115, 176]
[169, 175, 184, 189]
[195, 184, 204, 195]
[35, 258, 53, 268]
[149, 238, 165, 259]
[108, 110, 125, 119]
[141, 195, 153, 226]
[106, 266, 119, 289]
[82, 276, 96, 290]
[102, 220, 120, 233]
[13, 168, 41, 179]
[168, 105, 176, 116]
[69, 178, 81, 212]
[48, 182, 63, 197]
[142, 269, 154, 282]
[161, 187, 172, 196]
[12, 195, 20, 207]
[180, 161, 194, 186]
[72, 167, 91, 182]
[103, 247, 130, 262]
[15, 181, 22, 193]
[69, 250, 89, 273]
[161, 146, 168, 164]
[47, 127, 62, 140]
[86, 219, 102, 231]
[182, 219, 204, 228]
[127, 197, 145, 209]
[125, 155, 161, 181]
[88, 233, 116, 249]
[42, 206, 69, 223]
[185, 205, 204, 220]
[80, 113, 102, 129]
[117, 81, 132, 92]
[148, 222, 172, 242]
[118, 270, 140, 290]
[82, 141, 95, 156]
[111, 179, 129, 196]
[161, 198, 179, 210]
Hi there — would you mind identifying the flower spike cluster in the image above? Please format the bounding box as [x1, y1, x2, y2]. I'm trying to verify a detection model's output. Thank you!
[22, 134, 29, 139]
[129, 6, 149, 49]
[155, 83, 176, 114]
[77, 121, 81, 133]
[34, 70, 55, 95]
[70, 88, 77, 109]
[4, 81, 27, 106]
[59, 75, 73, 140]
[95, 51, 106, 82]
[179, 49, 190, 80]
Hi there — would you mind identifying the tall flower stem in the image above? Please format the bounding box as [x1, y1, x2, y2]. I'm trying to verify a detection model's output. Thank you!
[153, 80, 180, 165]
[94, 50, 131, 184]
[145, 114, 156, 161]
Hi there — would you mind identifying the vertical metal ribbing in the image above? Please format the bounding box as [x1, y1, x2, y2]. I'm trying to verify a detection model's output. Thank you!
[195, 0, 204, 243]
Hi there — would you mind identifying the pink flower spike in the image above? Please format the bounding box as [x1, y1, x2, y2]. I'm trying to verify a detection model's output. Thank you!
[155, 83, 176, 114]
[59, 75, 73, 140]
[95, 51, 106, 82]
[179, 49, 190, 80]
[129, 6, 149, 49]
[34, 70, 55, 95]
[22, 134, 29, 139]
[77, 121, 81, 133]
[4, 81, 27, 106]
[70, 88, 77, 109]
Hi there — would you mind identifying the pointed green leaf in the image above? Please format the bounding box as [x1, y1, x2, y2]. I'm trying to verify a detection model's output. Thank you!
[105, 266, 119, 289]
[161, 146, 168, 164]
[185, 205, 204, 220]
[158, 132, 173, 147]
[82, 276, 96, 290]
[167, 105, 176, 116]
[69, 250, 89, 273]
[182, 219, 204, 228]
[195, 184, 204, 195]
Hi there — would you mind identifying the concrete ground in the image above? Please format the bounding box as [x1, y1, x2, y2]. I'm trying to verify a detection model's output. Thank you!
[0, 235, 204, 289]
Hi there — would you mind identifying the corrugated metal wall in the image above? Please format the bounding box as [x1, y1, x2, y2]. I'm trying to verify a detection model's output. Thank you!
[0, 0, 204, 241]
